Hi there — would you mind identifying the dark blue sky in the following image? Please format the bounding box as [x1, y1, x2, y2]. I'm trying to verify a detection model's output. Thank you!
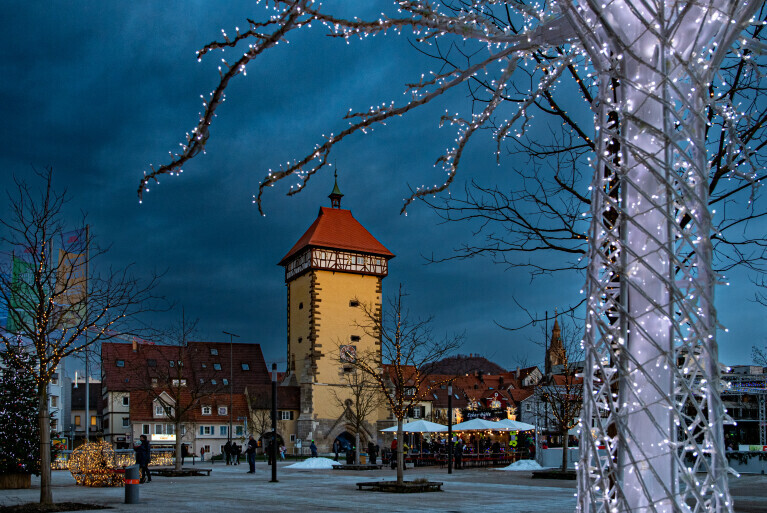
[1, 1, 762, 373]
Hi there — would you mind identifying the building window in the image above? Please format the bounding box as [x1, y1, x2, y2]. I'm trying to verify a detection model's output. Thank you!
[525, 403, 532, 412]
[213, 363, 222, 371]
[279, 411, 294, 421]
[290, 434, 296, 442]
[155, 424, 163, 435]
[241, 363, 250, 371]
[51, 419, 58, 430]
[350, 335, 360, 342]
[200, 378, 205, 384]
[200, 425, 214, 436]
[202, 406, 212, 416]
[156, 405, 166, 416]
[91, 416, 97, 426]
[405, 387, 416, 396]
[122, 417, 130, 427]
[210, 348, 218, 355]
[142, 424, 150, 435]
[75, 415, 81, 426]
[297, 337, 303, 344]
[349, 300, 359, 307]
[169, 360, 175, 367]
[147, 359, 156, 367]
[122, 396, 130, 407]
[201, 363, 207, 369]
[222, 378, 229, 385]
[218, 406, 227, 416]
[50, 395, 58, 408]
[298, 302, 304, 309]
[151, 378, 158, 387]
[116, 360, 125, 367]
[235, 426, 244, 436]
[172, 379, 187, 387]
[211, 379, 217, 385]
[51, 373, 59, 386]
[220, 426, 228, 436]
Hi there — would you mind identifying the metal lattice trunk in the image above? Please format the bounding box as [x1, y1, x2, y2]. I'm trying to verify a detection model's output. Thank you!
[572, 1, 760, 511]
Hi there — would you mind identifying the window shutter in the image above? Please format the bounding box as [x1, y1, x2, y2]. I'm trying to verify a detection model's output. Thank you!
[420, 406, 426, 418]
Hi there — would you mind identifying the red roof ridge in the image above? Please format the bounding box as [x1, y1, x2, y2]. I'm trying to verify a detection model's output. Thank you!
[279, 207, 394, 265]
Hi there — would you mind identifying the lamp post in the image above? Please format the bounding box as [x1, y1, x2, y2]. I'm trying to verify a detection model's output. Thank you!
[222, 331, 239, 443]
[270, 363, 278, 483]
[447, 382, 453, 474]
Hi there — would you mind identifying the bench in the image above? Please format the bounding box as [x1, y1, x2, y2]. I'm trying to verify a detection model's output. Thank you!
[151, 467, 212, 477]
[356, 481, 443, 493]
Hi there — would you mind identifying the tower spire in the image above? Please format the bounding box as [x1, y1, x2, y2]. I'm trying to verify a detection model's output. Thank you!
[329, 169, 344, 208]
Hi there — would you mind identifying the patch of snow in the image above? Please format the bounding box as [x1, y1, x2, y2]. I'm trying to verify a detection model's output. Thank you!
[497, 459, 544, 471]
[285, 457, 342, 470]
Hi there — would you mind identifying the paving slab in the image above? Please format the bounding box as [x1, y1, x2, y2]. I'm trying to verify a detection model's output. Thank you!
[1, 462, 765, 513]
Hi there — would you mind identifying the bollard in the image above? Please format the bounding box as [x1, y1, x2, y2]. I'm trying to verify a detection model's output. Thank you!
[124, 465, 140, 504]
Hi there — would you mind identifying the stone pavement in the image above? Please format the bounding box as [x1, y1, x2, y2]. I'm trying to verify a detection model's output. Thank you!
[1, 462, 765, 512]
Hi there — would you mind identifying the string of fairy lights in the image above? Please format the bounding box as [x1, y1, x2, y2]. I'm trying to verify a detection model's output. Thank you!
[135, 1, 764, 511]
[65, 441, 173, 487]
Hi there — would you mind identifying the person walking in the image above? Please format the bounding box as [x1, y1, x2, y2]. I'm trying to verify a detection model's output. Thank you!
[200, 447, 205, 461]
[279, 444, 286, 461]
[333, 440, 340, 461]
[454, 438, 463, 470]
[134, 434, 152, 483]
[224, 440, 232, 465]
[310, 440, 318, 458]
[246, 435, 257, 473]
[367, 441, 376, 465]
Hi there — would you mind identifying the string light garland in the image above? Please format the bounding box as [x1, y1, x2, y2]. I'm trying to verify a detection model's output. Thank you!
[138, 2, 765, 510]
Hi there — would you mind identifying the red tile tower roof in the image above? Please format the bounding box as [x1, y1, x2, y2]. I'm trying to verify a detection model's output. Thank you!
[279, 207, 394, 265]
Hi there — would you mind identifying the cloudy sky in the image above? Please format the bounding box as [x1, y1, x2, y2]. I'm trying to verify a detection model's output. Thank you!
[1, 1, 763, 374]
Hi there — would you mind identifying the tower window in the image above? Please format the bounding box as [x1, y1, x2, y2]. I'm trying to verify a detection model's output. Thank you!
[349, 300, 359, 307]
[350, 335, 360, 342]
[298, 337, 303, 344]
[298, 302, 304, 309]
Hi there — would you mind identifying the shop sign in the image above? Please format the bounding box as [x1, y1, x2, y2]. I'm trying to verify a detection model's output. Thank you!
[463, 408, 506, 420]
[152, 434, 176, 442]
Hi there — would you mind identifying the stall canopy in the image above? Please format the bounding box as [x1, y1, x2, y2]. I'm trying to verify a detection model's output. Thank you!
[451, 418, 509, 431]
[381, 420, 448, 433]
[496, 419, 535, 431]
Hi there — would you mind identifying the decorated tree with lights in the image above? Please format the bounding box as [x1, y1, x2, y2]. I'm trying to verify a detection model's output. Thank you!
[0, 168, 163, 503]
[139, 1, 764, 509]
[0, 339, 40, 478]
[349, 286, 462, 484]
[330, 367, 385, 465]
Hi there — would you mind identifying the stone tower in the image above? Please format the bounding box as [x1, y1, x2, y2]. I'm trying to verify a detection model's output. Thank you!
[546, 311, 567, 374]
[278, 177, 394, 450]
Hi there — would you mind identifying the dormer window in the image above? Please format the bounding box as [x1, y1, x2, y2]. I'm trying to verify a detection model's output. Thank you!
[116, 360, 125, 367]
[241, 363, 250, 371]
[210, 348, 218, 355]
[213, 363, 222, 371]
[202, 406, 212, 415]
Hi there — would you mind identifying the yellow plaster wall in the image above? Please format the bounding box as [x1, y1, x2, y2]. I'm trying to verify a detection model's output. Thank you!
[287, 273, 312, 379]
[313, 270, 380, 385]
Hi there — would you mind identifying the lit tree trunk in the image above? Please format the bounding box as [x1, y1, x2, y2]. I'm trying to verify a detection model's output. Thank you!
[38, 385, 52, 505]
[354, 430, 360, 466]
[561, 431, 569, 473]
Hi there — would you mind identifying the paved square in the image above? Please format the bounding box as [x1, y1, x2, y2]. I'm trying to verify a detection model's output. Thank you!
[1, 463, 765, 512]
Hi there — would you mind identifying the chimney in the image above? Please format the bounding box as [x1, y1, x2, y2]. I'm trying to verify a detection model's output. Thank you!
[499, 376, 504, 387]
[516, 366, 521, 379]
[132, 338, 138, 352]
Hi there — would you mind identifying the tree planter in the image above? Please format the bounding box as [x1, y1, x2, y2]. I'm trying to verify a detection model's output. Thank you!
[0, 473, 32, 489]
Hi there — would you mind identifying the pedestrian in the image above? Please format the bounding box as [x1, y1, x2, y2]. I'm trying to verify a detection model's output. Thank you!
[390, 438, 398, 469]
[200, 447, 205, 461]
[367, 441, 376, 465]
[333, 440, 340, 461]
[234, 443, 241, 464]
[181, 443, 187, 465]
[134, 434, 152, 483]
[224, 440, 232, 465]
[454, 438, 463, 470]
[246, 435, 257, 473]
[310, 440, 318, 458]
[279, 444, 286, 461]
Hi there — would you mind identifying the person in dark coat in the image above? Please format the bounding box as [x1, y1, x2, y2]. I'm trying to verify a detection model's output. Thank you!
[246, 435, 257, 473]
[454, 439, 463, 470]
[310, 440, 318, 457]
[134, 434, 152, 482]
[224, 440, 233, 465]
[367, 441, 377, 465]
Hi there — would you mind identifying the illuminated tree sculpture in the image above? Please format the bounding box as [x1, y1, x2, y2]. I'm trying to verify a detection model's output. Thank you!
[139, 1, 764, 510]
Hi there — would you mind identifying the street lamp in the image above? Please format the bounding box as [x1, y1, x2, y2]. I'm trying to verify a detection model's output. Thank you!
[270, 363, 278, 483]
[222, 331, 239, 443]
[447, 382, 453, 474]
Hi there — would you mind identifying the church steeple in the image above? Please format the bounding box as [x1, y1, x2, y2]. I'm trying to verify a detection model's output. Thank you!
[546, 309, 566, 374]
[329, 170, 344, 208]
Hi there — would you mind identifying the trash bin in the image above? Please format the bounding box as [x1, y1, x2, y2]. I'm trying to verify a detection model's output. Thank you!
[360, 454, 367, 465]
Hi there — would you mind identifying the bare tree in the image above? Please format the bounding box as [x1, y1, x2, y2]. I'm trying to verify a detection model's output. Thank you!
[244, 387, 285, 455]
[535, 319, 584, 472]
[0, 168, 162, 504]
[330, 368, 385, 465]
[127, 315, 225, 471]
[349, 285, 462, 484]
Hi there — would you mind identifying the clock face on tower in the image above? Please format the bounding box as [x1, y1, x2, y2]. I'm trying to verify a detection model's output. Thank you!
[340, 345, 357, 363]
